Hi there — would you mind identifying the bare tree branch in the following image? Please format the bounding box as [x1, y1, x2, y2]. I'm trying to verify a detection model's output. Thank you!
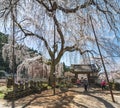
[58, 0, 93, 13]
[14, 19, 54, 58]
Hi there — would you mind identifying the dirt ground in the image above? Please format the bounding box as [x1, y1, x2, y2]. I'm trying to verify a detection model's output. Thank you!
[0, 86, 120, 108]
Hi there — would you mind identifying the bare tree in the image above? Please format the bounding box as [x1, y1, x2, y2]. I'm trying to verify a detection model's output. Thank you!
[0, 0, 120, 83]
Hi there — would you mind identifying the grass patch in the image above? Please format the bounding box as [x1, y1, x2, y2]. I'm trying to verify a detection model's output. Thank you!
[0, 92, 5, 99]
[0, 85, 13, 99]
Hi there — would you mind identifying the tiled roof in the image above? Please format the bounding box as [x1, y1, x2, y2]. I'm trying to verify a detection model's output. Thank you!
[70, 64, 99, 73]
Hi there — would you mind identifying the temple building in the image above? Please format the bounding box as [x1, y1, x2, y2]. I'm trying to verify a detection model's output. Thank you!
[70, 64, 100, 84]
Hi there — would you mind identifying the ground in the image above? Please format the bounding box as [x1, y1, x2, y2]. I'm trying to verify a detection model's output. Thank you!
[0, 86, 120, 108]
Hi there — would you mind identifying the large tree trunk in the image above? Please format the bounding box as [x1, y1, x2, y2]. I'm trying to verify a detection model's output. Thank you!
[49, 62, 56, 86]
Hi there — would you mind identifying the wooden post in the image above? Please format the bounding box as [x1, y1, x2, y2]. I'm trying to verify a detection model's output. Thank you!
[11, 0, 15, 107]
[53, 11, 56, 95]
[87, 73, 90, 84]
[90, 16, 115, 102]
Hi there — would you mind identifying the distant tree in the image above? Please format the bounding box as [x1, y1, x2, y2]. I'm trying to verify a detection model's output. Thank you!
[0, 32, 9, 72]
[63, 62, 70, 72]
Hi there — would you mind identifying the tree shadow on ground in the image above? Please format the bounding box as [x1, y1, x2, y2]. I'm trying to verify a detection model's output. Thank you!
[21, 91, 88, 108]
[68, 89, 115, 108]
[22, 96, 38, 108]
[87, 93, 115, 108]
[21, 92, 54, 108]
[15, 88, 118, 108]
[68, 89, 101, 94]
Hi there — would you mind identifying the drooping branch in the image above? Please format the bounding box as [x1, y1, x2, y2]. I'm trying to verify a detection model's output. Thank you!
[35, 0, 93, 14]
[92, 0, 120, 37]
[35, 0, 57, 12]
[14, 19, 53, 58]
[0, 0, 20, 18]
[58, 6, 79, 13]
[58, 0, 93, 13]
[55, 44, 78, 64]
[103, 0, 120, 14]
[53, 15, 65, 50]
[35, 0, 52, 11]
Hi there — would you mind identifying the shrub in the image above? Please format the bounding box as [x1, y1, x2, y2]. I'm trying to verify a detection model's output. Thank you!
[7, 78, 14, 88]
[115, 83, 120, 90]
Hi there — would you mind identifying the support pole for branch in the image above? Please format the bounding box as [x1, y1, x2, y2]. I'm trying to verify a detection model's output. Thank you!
[90, 16, 115, 102]
[53, 14, 56, 95]
[11, 0, 15, 107]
